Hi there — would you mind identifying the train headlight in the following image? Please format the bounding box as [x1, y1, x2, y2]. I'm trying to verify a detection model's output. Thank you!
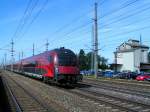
[55, 67, 59, 74]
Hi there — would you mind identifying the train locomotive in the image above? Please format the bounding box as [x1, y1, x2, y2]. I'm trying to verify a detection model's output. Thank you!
[8, 47, 82, 84]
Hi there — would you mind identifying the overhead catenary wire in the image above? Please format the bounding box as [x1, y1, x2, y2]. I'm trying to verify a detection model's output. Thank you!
[20, 2, 97, 53]
[45, 0, 141, 46]
[81, 23, 150, 45]
[5, 0, 150, 62]
[0, 0, 39, 50]
[0, 0, 33, 49]
[40, 0, 150, 61]
[10, 0, 48, 58]
[47, 10, 93, 39]
[12, 0, 49, 59]
[98, 0, 141, 20]
[100, 15, 150, 34]
[13, 0, 39, 40]
[54, 21, 150, 52]
[100, 3, 150, 29]
[1, 0, 141, 49]
[45, 0, 110, 44]
[6, 0, 136, 54]
[19, 0, 48, 41]
[82, 1, 150, 35]
[11, 0, 33, 40]
[45, 0, 108, 40]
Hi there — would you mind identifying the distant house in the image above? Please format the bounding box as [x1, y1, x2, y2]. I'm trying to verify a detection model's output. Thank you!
[112, 39, 150, 72]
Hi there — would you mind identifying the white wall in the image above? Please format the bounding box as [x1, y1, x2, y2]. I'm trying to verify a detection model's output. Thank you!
[115, 48, 149, 72]
[121, 52, 134, 71]
[116, 53, 123, 64]
[134, 49, 141, 72]
[134, 49, 148, 64]
[142, 49, 148, 63]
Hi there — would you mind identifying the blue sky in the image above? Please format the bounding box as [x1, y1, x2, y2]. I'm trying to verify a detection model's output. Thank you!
[0, 0, 150, 64]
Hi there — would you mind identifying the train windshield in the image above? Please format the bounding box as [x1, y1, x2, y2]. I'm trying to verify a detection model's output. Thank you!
[58, 52, 77, 66]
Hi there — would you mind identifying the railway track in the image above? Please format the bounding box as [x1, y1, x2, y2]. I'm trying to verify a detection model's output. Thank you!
[71, 78, 150, 111]
[84, 77, 150, 88]
[80, 80, 150, 99]
[2, 73, 49, 112]
[70, 78, 150, 112]
[51, 81, 150, 112]
[2, 77, 22, 112]
[2, 70, 150, 112]
[2, 71, 117, 112]
[69, 88, 150, 112]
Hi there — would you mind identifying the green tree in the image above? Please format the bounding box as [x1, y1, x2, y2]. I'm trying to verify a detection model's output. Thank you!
[78, 49, 87, 70]
[98, 56, 108, 70]
[86, 52, 94, 70]
[148, 52, 150, 63]
[78, 50, 109, 71]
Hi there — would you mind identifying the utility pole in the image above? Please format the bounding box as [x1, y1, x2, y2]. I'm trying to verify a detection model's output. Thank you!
[4, 53, 7, 70]
[21, 51, 24, 59]
[94, 3, 98, 78]
[19, 52, 21, 61]
[46, 39, 49, 51]
[91, 25, 94, 72]
[140, 34, 142, 72]
[115, 48, 117, 73]
[140, 34, 142, 45]
[2, 58, 4, 69]
[11, 39, 14, 71]
[33, 43, 35, 56]
[21, 51, 24, 72]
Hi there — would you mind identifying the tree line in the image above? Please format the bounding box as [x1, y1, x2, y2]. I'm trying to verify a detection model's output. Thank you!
[148, 52, 150, 63]
[77, 49, 109, 71]
[77, 50, 150, 71]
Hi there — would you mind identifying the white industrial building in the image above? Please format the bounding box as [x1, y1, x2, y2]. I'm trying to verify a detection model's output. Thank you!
[112, 39, 150, 72]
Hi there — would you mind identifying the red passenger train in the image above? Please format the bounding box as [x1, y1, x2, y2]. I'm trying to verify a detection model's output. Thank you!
[9, 47, 82, 84]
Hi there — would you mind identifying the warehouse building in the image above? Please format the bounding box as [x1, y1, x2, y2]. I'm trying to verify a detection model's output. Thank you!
[112, 39, 150, 72]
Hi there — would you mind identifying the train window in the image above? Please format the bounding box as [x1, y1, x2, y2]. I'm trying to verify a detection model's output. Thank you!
[24, 61, 38, 67]
[58, 53, 77, 66]
[31, 61, 38, 66]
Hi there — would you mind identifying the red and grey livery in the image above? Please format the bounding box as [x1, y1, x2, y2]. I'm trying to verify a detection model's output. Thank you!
[8, 47, 82, 84]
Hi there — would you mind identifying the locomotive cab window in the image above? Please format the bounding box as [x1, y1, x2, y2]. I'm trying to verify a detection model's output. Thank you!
[48, 55, 53, 63]
[58, 51, 77, 66]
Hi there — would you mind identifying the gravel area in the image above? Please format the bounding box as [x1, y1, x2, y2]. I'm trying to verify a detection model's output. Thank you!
[84, 78, 150, 93]
[81, 80, 150, 99]
[83, 86, 150, 106]
[3, 71, 115, 112]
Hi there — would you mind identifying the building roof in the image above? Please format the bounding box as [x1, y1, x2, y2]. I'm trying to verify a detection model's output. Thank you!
[128, 39, 139, 42]
[126, 43, 149, 49]
[110, 63, 122, 66]
[115, 48, 136, 53]
[116, 39, 149, 53]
